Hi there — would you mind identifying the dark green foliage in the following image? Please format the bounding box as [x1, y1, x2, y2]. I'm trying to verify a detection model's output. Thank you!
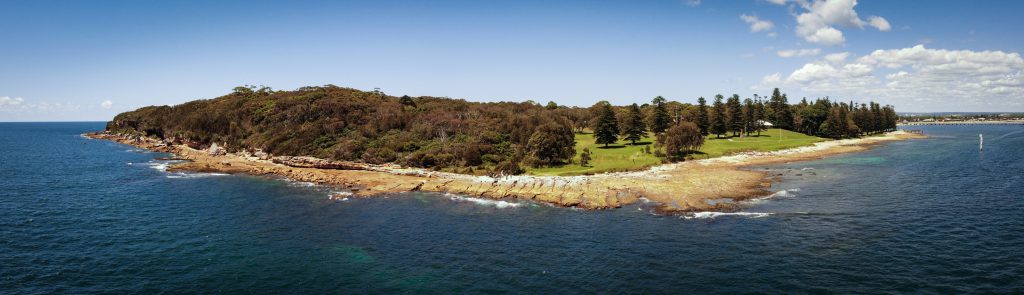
[768, 88, 794, 130]
[579, 148, 592, 167]
[660, 122, 704, 162]
[696, 97, 709, 136]
[710, 95, 727, 138]
[594, 102, 619, 147]
[751, 97, 766, 136]
[726, 94, 743, 137]
[545, 101, 559, 110]
[742, 98, 754, 136]
[525, 120, 576, 167]
[399, 95, 416, 108]
[622, 103, 646, 145]
[650, 96, 670, 134]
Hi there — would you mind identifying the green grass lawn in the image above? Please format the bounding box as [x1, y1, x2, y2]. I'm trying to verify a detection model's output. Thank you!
[526, 128, 827, 176]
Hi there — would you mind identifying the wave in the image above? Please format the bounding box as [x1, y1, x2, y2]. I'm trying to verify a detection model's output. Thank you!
[743, 188, 800, 204]
[165, 172, 228, 179]
[683, 211, 773, 219]
[148, 162, 169, 172]
[446, 194, 522, 208]
[329, 191, 352, 201]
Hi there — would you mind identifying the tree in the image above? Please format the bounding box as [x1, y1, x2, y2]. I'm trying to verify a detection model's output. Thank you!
[752, 96, 766, 136]
[696, 96, 710, 136]
[710, 94, 728, 138]
[660, 122, 705, 161]
[742, 98, 754, 136]
[650, 96, 670, 134]
[594, 102, 619, 147]
[726, 94, 743, 137]
[579, 147, 592, 167]
[525, 121, 576, 167]
[399, 95, 416, 108]
[622, 103, 646, 145]
[545, 101, 559, 110]
[768, 88, 793, 130]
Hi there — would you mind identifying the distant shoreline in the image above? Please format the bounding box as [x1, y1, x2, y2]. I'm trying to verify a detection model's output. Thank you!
[86, 131, 925, 213]
[900, 120, 1024, 126]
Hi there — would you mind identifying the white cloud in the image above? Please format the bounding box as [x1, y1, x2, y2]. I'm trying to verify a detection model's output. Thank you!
[101, 100, 113, 109]
[766, 45, 1024, 110]
[803, 27, 845, 46]
[793, 0, 890, 46]
[824, 52, 850, 64]
[777, 48, 821, 58]
[761, 73, 783, 85]
[765, 0, 789, 5]
[684, 0, 701, 7]
[0, 96, 25, 107]
[740, 14, 775, 33]
[867, 16, 891, 31]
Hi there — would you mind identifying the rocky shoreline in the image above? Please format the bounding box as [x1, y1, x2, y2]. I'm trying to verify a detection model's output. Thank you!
[85, 131, 925, 213]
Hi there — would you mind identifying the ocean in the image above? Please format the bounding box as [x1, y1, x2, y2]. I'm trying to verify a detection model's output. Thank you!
[1, 122, 1022, 293]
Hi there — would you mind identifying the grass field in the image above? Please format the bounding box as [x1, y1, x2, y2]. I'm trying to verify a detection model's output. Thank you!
[526, 128, 827, 176]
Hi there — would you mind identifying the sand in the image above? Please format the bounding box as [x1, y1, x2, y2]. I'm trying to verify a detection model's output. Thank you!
[86, 130, 925, 213]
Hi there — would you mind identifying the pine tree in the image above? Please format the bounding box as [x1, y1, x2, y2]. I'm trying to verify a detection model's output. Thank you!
[650, 96, 670, 134]
[752, 96, 766, 136]
[622, 103, 646, 145]
[594, 102, 619, 147]
[726, 94, 743, 137]
[768, 88, 793, 130]
[742, 98, 754, 136]
[710, 94, 728, 138]
[696, 97, 710, 136]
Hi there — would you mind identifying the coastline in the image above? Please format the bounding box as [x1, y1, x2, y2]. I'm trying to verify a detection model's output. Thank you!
[86, 130, 925, 213]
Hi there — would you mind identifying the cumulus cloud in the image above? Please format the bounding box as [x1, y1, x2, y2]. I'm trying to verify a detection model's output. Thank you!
[763, 45, 1024, 109]
[867, 16, 891, 31]
[761, 73, 783, 85]
[777, 48, 821, 58]
[1, 96, 25, 107]
[823, 52, 850, 64]
[793, 0, 890, 46]
[101, 100, 113, 109]
[765, 0, 788, 5]
[740, 14, 775, 33]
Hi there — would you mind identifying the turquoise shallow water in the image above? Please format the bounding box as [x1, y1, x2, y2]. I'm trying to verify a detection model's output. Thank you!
[2, 122, 1023, 293]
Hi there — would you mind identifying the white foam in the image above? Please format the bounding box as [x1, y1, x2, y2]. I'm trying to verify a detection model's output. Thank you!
[744, 188, 800, 204]
[165, 172, 228, 179]
[149, 162, 169, 172]
[447, 195, 522, 208]
[683, 212, 772, 219]
[329, 191, 353, 201]
[288, 181, 319, 187]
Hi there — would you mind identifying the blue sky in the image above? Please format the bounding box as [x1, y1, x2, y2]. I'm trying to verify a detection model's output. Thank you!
[2, 0, 1023, 121]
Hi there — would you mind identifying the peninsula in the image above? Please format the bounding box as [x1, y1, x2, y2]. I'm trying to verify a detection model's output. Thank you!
[90, 85, 921, 212]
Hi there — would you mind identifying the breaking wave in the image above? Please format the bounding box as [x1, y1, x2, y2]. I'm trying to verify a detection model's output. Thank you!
[165, 172, 228, 179]
[446, 194, 522, 208]
[683, 212, 773, 219]
[744, 188, 801, 204]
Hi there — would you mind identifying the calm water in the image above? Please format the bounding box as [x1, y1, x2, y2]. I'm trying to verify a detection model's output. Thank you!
[2, 122, 1023, 294]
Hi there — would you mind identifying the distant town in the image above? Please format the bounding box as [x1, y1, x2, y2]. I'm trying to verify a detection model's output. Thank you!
[899, 113, 1024, 125]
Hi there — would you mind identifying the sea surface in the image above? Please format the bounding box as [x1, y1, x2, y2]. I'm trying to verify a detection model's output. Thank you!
[2, 122, 1022, 294]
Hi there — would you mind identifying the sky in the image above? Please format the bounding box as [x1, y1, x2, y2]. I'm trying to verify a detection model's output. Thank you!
[2, 0, 1023, 121]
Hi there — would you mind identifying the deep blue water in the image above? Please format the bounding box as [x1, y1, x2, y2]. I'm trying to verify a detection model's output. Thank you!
[1, 122, 1023, 294]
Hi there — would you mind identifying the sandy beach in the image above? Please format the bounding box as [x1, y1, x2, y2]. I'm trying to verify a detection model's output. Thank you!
[86, 131, 925, 213]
